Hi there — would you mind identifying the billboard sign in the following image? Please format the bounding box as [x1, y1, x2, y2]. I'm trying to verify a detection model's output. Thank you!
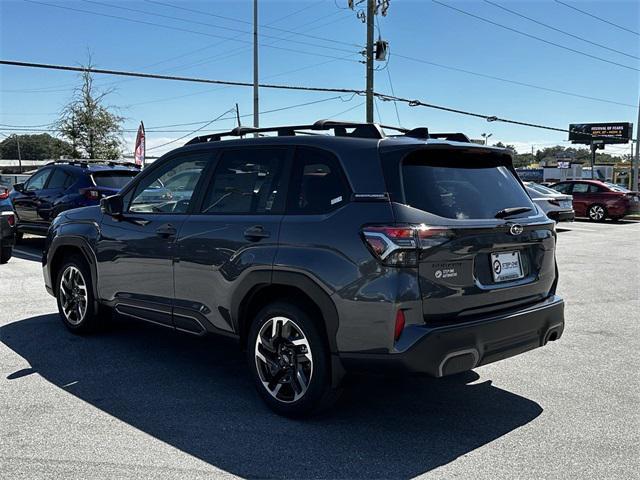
[568, 123, 633, 145]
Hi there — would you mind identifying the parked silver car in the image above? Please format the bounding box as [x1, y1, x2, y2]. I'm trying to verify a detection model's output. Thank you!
[525, 182, 574, 222]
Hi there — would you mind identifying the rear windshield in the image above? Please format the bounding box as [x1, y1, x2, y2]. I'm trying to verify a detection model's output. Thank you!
[92, 171, 138, 189]
[402, 160, 534, 220]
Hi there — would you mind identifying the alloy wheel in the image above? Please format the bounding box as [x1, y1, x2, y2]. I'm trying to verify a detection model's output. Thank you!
[589, 205, 605, 221]
[59, 266, 88, 325]
[254, 316, 313, 403]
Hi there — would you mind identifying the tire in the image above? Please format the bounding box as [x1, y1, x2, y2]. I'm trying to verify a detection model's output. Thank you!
[247, 301, 338, 417]
[55, 254, 110, 333]
[0, 246, 12, 264]
[587, 204, 607, 222]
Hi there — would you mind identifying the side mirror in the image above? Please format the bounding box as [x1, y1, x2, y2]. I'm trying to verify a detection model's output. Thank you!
[100, 195, 124, 217]
[13, 183, 24, 193]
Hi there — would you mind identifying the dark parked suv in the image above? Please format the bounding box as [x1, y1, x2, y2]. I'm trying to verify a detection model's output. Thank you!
[10, 160, 140, 238]
[42, 121, 564, 416]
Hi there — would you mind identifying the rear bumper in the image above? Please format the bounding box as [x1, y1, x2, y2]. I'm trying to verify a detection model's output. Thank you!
[547, 210, 574, 222]
[340, 295, 564, 377]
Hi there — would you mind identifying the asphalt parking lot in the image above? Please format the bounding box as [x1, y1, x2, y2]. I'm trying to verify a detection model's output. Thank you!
[1, 220, 638, 480]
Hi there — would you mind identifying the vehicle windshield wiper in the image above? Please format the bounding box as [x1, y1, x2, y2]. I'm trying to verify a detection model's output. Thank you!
[494, 206, 532, 219]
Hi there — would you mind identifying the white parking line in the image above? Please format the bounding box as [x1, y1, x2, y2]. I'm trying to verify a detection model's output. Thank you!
[12, 249, 42, 260]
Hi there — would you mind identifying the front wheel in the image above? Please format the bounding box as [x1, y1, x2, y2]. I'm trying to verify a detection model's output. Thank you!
[247, 302, 338, 417]
[587, 204, 607, 222]
[55, 255, 110, 333]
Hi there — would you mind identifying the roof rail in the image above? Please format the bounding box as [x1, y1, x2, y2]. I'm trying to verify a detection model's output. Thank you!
[185, 120, 412, 145]
[183, 120, 473, 146]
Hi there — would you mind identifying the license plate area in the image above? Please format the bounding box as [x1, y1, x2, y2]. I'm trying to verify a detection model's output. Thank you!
[490, 251, 524, 282]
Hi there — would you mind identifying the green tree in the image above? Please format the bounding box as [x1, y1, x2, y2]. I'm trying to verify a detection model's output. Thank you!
[58, 62, 124, 159]
[0, 133, 74, 160]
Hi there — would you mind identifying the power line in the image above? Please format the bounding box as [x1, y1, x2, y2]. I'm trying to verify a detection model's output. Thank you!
[145, 0, 362, 48]
[0, 59, 365, 94]
[25, 0, 360, 64]
[554, 0, 639, 36]
[81, 0, 358, 54]
[392, 53, 637, 109]
[483, 0, 639, 60]
[147, 108, 237, 151]
[1, 58, 632, 141]
[431, 0, 639, 72]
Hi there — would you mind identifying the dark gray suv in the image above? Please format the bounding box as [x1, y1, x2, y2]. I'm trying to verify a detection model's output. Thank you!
[42, 121, 564, 416]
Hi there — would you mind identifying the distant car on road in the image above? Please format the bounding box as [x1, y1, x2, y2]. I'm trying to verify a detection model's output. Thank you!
[0, 187, 16, 263]
[10, 160, 140, 238]
[524, 182, 574, 222]
[550, 179, 640, 221]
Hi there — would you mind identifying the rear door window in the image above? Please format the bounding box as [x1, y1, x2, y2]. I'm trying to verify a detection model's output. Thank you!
[551, 183, 572, 194]
[287, 147, 350, 214]
[572, 183, 589, 194]
[46, 168, 70, 190]
[402, 156, 534, 220]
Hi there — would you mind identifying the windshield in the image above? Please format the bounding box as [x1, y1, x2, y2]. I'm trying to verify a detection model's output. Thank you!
[403, 161, 534, 220]
[92, 171, 138, 189]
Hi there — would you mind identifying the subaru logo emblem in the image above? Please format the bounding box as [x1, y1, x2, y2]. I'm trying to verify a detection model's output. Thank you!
[509, 224, 524, 236]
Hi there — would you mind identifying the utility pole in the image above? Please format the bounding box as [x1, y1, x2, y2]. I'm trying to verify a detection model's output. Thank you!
[253, 0, 259, 134]
[633, 97, 639, 191]
[365, 0, 375, 123]
[14, 135, 22, 173]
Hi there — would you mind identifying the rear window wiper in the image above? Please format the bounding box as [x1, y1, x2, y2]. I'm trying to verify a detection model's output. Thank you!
[494, 206, 532, 219]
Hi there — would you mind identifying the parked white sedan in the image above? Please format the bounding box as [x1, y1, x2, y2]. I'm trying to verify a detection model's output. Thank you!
[525, 182, 575, 222]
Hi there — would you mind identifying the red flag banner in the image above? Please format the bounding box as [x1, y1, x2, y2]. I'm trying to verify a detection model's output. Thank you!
[134, 121, 145, 167]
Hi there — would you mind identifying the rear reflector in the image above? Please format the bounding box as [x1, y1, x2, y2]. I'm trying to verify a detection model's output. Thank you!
[394, 310, 405, 341]
[0, 188, 8, 200]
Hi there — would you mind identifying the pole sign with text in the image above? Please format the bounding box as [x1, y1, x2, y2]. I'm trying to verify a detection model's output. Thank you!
[568, 122, 633, 145]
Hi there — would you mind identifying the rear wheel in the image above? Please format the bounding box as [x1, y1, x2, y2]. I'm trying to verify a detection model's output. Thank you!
[55, 255, 110, 333]
[247, 302, 338, 417]
[0, 246, 12, 264]
[587, 204, 606, 222]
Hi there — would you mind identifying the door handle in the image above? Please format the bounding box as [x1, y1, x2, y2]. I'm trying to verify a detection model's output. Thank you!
[244, 225, 270, 240]
[156, 223, 177, 238]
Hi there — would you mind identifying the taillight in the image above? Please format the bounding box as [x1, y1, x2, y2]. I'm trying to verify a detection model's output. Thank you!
[80, 188, 101, 200]
[0, 188, 8, 200]
[362, 224, 453, 267]
[394, 309, 406, 341]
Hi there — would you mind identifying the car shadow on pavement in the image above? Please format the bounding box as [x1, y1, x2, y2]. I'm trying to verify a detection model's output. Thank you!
[1, 314, 543, 479]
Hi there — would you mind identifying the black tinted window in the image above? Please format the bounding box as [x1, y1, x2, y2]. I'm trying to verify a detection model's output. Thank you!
[402, 161, 534, 220]
[288, 148, 349, 214]
[47, 169, 70, 189]
[202, 148, 288, 214]
[93, 171, 138, 189]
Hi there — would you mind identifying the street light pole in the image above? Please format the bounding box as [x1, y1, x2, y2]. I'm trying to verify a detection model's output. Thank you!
[14, 135, 22, 173]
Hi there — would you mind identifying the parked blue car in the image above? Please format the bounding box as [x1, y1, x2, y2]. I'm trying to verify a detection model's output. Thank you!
[10, 160, 140, 238]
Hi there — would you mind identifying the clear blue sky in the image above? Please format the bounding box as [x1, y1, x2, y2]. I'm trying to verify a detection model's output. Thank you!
[1, 0, 638, 157]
